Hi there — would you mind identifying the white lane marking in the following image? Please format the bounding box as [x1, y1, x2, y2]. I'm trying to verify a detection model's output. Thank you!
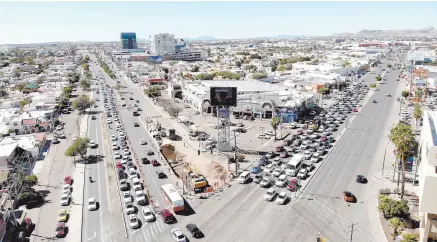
[149, 224, 156, 237]
[86, 231, 96, 241]
[131, 229, 141, 235]
[96, 120, 105, 240]
[156, 220, 164, 231]
[142, 226, 149, 241]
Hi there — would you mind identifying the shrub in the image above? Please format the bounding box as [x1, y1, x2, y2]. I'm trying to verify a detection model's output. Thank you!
[401, 232, 419, 242]
[378, 195, 410, 218]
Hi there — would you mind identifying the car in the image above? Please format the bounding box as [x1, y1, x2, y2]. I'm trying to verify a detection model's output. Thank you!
[303, 150, 312, 160]
[272, 167, 282, 177]
[252, 173, 262, 183]
[297, 169, 308, 179]
[264, 188, 277, 201]
[91, 115, 96, 120]
[142, 207, 155, 222]
[56, 125, 63, 131]
[287, 179, 300, 192]
[141, 157, 150, 164]
[275, 174, 287, 187]
[356, 175, 366, 183]
[89, 140, 97, 148]
[135, 191, 147, 205]
[111, 143, 119, 150]
[344, 191, 354, 202]
[123, 149, 130, 155]
[156, 170, 166, 179]
[265, 152, 275, 159]
[123, 191, 132, 203]
[257, 134, 269, 139]
[147, 150, 154, 155]
[170, 228, 187, 242]
[106, 119, 112, 124]
[55, 222, 66, 238]
[128, 214, 140, 229]
[280, 152, 288, 158]
[88, 197, 97, 211]
[263, 164, 274, 173]
[251, 166, 262, 174]
[372, 100, 377, 103]
[140, 139, 147, 145]
[62, 184, 71, 194]
[186, 223, 202, 238]
[120, 179, 129, 191]
[58, 209, 68, 222]
[64, 176, 72, 185]
[265, 130, 274, 136]
[125, 202, 136, 215]
[152, 160, 159, 166]
[111, 135, 117, 141]
[276, 192, 288, 205]
[114, 152, 122, 159]
[60, 193, 70, 206]
[134, 122, 140, 127]
[260, 176, 272, 188]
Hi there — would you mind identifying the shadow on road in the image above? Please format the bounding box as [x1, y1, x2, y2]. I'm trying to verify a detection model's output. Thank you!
[176, 199, 196, 216]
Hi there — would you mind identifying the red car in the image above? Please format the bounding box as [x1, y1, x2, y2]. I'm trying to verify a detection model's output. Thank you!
[55, 222, 66, 238]
[115, 161, 123, 169]
[152, 160, 159, 166]
[353, 108, 358, 112]
[64, 176, 72, 185]
[275, 146, 283, 152]
[320, 136, 327, 142]
[287, 179, 300, 192]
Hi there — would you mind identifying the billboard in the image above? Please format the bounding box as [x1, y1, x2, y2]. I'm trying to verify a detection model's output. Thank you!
[210, 87, 237, 107]
[147, 56, 162, 64]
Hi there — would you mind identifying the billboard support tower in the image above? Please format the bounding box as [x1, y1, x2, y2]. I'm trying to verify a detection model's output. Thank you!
[210, 87, 237, 153]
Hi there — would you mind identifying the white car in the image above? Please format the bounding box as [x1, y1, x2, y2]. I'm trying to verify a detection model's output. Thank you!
[297, 169, 308, 179]
[272, 167, 282, 177]
[260, 176, 272, 188]
[264, 188, 277, 201]
[263, 164, 274, 173]
[140, 139, 147, 145]
[265, 152, 274, 159]
[142, 207, 155, 222]
[276, 192, 288, 205]
[123, 149, 130, 155]
[88, 197, 97, 211]
[135, 191, 146, 203]
[62, 184, 71, 194]
[123, 191, 132, 203]
[56, 125, 63, 131]
[119, 135, 126, 140]
[60, 193, 70, 206]
[128, 214, 140, 229]
[275, 174, 287, 187]
[125, 202, 136, 215]
[110, 135, 117, 141]
[121, 156, 129, 164]
[106, 119, 112, 124]
[128, 168, 137, 179]
[114, 152, 122, 159]
[303, 151, 312, 160]
[257, 134, 269, 139]
[170, 228, 187, 242]
[111, 143, 119, 150]
[89, 140, 97, 148]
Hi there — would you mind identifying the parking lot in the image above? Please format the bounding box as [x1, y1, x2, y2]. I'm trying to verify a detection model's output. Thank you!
[228, 81, 372, 201]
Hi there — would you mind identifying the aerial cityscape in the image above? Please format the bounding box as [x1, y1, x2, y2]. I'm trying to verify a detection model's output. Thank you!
[1, 1, 437, 242]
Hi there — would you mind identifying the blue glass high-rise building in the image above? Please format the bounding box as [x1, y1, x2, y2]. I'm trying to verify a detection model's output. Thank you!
[120, 32, 137, 49]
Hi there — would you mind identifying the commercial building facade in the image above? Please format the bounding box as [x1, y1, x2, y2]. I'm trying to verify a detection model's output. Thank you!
[419, 110, 437, 242]
[120, 32, 137, 50]
[152, 33, 176, 55]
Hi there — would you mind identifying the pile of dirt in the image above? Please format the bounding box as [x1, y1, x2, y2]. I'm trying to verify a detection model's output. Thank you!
[205, 162, 227, 179]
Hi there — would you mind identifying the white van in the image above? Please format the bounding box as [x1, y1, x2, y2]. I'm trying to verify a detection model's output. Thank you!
[132, 177, 142, 191]
[237, 171, 250, 184]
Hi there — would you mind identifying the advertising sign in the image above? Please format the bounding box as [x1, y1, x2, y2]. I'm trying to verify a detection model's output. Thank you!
[210, 87, 237, 107]
[147, 56, 162, 64]
[218, 108, 229, 118]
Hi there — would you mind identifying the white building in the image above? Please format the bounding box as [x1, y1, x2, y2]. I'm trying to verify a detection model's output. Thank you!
[419, 110, 437, 241]
[152, 33, 176, 55]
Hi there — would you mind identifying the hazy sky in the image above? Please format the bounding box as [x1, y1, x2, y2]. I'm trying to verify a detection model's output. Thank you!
[1, 1, 437, 44]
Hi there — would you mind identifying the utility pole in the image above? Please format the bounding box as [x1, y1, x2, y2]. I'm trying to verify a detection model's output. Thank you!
[233, 130, 238, 177]
[382, 148, 387, 176]
[350, 223, 357, 242]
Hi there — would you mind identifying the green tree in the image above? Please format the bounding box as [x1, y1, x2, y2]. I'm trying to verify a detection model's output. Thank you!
[72, 94, 93, 111]
[270, 116, 281, 139]
[401, 232, 419, 242]
[65, 137, 90, 162]
[388, 123, 415, 199]
[415, 89, 424, 98]
[235, 61, 242, 68]
[359, 64, 370, 71]
[14, 67, 21, 78]
[378, 195, 410, 218]
[375, 75, 382, 82]
[244, 64, 257, 72]
[252, 73, 268, 80]
[413, 103, 423, 128]
[388, 217, 404, 237]
[62, 86, 73, 96]
[79, 78, 91, 90]
[24, 174, 38, 187]
[19, 99, 29, 110]
[317, 87, 329, 95]
[401, 90, 409, 99]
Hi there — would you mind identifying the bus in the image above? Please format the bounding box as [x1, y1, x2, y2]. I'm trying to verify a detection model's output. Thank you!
[161, 184, 184, 212]
[285, 154, 303, 176]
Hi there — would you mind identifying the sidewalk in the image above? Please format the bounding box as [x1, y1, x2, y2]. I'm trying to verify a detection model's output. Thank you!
[64, 114, 88, 242]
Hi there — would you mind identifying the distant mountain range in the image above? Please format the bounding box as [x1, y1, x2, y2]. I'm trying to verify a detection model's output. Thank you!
[333, 26, 437, 38]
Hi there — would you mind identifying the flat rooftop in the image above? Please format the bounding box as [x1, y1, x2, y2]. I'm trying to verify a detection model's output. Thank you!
[200, 80, 283, 93]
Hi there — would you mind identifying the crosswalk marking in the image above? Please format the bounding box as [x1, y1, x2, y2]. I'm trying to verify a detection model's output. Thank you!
[130, 218, 169, 241]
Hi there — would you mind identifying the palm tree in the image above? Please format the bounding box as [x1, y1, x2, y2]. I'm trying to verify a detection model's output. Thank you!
[270, 116, 281, 139]
[388, 123, 415, 200]
[413, 104, 423, 128]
